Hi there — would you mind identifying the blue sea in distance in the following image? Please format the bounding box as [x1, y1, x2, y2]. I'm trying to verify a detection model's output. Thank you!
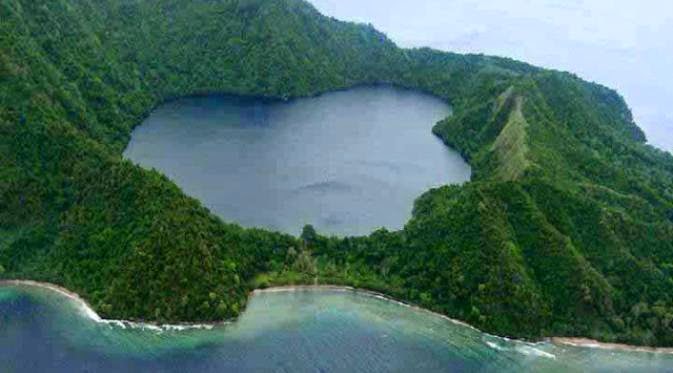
[309, 0, 673, 153]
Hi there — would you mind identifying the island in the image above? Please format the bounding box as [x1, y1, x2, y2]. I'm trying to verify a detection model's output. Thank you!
[1, 0, 672, 348]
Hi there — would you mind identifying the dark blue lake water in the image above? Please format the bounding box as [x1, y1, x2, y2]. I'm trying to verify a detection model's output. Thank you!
[124, 86, 471, 236]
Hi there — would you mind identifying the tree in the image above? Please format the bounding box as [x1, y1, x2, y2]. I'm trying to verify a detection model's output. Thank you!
[301, 225, 317, 248]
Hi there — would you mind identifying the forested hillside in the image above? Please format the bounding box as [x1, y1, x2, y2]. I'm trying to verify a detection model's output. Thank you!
[1, 0, 672, 346]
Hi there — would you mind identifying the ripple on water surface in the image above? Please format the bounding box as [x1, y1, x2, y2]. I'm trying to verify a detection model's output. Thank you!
[124, 86, 472, 236]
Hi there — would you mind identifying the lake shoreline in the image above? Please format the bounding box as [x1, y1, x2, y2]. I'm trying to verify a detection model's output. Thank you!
[3, 280, 673, 354]
[125, 85, 467, 237]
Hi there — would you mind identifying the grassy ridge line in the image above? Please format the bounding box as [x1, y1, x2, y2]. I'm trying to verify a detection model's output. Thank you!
[1, 0, 673, 346]
[490, 95, 529, 180]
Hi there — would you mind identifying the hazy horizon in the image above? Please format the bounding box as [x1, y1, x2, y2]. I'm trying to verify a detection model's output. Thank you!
[310, 0, 673, 153]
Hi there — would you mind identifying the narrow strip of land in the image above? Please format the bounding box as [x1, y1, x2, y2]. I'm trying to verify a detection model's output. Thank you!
[550, 337, 673, 354]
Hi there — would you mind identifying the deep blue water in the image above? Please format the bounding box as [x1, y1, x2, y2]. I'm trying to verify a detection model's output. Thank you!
[2, 285, 673, 372]
[124, 86, 471, 236]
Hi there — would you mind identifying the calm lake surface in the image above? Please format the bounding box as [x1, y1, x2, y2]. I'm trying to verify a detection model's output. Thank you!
[2, 285, 673, 372]
[125, 86, 471, 236]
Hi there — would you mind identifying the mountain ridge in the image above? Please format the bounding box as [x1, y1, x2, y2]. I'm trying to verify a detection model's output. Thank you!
[1, 0, 673, 346]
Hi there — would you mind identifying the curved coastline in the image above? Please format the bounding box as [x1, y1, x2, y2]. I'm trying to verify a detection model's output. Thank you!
[0, 280, 218, 332]
[2, 280, 672, 354]
[550, 337, 673, 355]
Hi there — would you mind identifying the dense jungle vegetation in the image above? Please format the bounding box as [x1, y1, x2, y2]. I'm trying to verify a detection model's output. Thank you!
[1, 0, 673, 346]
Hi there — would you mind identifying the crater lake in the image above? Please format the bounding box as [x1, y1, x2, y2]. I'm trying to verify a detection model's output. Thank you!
[124, 86, 471, 236]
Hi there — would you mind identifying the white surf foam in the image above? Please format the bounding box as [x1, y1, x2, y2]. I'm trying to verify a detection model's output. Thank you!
[3, 281, 219, 333]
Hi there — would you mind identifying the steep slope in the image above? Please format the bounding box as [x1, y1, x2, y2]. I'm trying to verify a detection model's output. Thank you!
[1, 0, 672, 346]
[313, 76, 673, 345]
